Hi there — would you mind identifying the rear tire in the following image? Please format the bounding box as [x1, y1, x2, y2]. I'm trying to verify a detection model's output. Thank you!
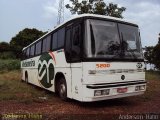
[58, 78, 67, 101]
[25, 72, 28, 83]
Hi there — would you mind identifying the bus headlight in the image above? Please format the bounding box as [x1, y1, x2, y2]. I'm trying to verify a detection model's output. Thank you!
[140, 85, 145, 90]
[135, 85, 145, 91]
[102, 89, 110, 95]
[94, 89, 110, 96]
[94, 90, 101, 96]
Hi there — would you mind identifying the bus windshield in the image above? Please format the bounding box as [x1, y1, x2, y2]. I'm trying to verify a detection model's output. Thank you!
[85, 19, 143, 60]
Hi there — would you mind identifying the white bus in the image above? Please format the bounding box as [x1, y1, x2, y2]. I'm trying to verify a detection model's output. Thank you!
[21, 14, 146, 102]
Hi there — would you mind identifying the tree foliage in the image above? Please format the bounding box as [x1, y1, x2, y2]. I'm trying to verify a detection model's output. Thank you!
[66, 0, 126, 18]
[144, 34, 160, 70]
[158, 33, 160, 44]
[10, 28, 46, 51]
[10, 28, 47, 58]
[0, 42, 10, 52]
[152, 44, 160, 70]
[144, 46, 154, 65]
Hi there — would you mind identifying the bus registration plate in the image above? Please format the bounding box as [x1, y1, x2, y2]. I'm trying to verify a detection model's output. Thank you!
[117, 87, 128, 93]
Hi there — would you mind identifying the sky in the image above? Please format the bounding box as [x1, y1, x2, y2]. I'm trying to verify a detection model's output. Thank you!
[0, 0, 160, 47]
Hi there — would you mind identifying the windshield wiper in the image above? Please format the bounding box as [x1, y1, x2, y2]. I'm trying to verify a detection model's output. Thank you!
[121, 32, 138, 60]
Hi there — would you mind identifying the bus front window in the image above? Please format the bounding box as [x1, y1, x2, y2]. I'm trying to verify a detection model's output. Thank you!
[119, 23, 143, 59]
[85, 19, 143, 60]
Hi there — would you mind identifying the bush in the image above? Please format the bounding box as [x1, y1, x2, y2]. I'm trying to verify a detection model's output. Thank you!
[0, 52, 16, 59]
[0, 59, 20, 71]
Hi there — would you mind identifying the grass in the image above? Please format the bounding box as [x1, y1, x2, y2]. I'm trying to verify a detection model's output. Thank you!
[0, 59, 20, 72]
[146, 70, 160, 81]
[0, 70, 53, 103]
[140, 70, 160, 101]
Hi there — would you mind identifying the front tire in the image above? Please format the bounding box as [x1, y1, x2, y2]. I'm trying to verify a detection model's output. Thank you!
[58, 78, 67, 101]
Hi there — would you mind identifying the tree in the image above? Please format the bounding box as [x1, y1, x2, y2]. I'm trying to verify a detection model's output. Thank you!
[106, 3, 126, 18]
[0, 42, 10, 52]
[158, 33, 160, 44]
[66, 0, 126, 18]
[144, 46, 154, 65]
[0, 42, 16, 59]
[152, 44, 160, 70]
[10, 28, 47, 58]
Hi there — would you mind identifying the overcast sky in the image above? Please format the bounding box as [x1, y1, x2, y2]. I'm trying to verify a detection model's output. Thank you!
[0, 0, 160, 47]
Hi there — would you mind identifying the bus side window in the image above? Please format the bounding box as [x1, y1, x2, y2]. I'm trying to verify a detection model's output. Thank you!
[42, 38, 47, 53]
[26, 47, 30, 58]
[22, 50, 26, 60]
[71, 24, 81, 61]
[52, 32, 58, 50]
[30, 45, 35, 57]
[35, 41, 42, 55]
[65, 27, 72, 62]
[58, 28, 65, 48]
[46, 35, 51, 51]
[42, 35, 51, 53]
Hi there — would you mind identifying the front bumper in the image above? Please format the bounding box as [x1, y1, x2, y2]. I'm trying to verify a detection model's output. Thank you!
[82, 80, 147, 102]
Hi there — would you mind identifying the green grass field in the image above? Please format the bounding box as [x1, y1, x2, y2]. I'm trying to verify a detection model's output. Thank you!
[0, 70, 54, 103]
[0, 59, 20, 72]
[146, 71, 160, 81]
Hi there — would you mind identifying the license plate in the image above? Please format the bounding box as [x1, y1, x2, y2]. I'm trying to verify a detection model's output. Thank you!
[117, 87, 128, 93]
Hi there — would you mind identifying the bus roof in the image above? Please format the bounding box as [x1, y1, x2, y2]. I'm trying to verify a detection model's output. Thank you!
[23, 14, 138, 50]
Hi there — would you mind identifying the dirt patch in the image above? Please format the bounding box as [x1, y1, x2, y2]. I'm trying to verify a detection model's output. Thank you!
[0, 87, 160, 119]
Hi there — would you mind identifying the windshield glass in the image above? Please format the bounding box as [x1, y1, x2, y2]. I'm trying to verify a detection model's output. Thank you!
[85, 19, 143, 60]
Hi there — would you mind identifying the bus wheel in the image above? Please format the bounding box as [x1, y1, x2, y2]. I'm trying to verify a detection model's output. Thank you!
[58, 78, 67, 101]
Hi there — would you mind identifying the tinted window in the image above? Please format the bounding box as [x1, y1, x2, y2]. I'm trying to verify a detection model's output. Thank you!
[22, 50, 26, 59]
[71, 24, 81, 61]
[30, 45, 35, 57]
[85, 19, 120, 58]
[65, 28, 71, 62]
[26, 47, 30, 58]
[35, 41, 42, 55]
[42, 35, 51, 53]
[118, 23, 143, 59]
[52, 32, 58, 50]
[46, 35, 51, 51]
[57, 28, 65, 48]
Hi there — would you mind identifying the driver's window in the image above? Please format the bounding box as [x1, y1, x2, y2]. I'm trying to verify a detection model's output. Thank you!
[71, 24, 81, 62]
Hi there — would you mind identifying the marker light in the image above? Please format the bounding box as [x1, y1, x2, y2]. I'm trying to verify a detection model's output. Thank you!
[88, 70, 96, 74]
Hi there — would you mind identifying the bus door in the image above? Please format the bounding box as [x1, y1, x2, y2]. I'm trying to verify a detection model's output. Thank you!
[65, 22, 83, 100]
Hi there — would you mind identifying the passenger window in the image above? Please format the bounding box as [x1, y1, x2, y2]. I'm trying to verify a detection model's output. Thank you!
[42, 35, 51, 53]
[58, 28, 65, 48]
[30, 45, 35, 57]
[46, 35, 51, 51]
[52, 32, 58, 50]
[71, 24, 81, 61]
[26, 48, 30, 58]
[65, 28, 71, 62]
[35, 41, 42, 55]
[22, 50, 26, 60]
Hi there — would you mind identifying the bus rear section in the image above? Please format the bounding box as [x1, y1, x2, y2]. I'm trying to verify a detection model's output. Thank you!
[81, 62, 146, 102]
